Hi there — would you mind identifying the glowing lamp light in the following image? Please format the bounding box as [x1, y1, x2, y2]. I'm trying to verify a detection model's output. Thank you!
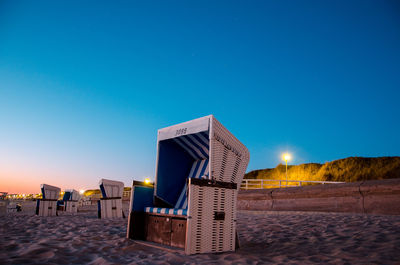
[282, 153, 291, 162]
[144, 178, 151, 185]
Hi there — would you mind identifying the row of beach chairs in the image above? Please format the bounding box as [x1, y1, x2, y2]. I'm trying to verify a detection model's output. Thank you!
[35, 115, 249, 255]
[35, 180, 124, 217]
[35, 185, 81, 216]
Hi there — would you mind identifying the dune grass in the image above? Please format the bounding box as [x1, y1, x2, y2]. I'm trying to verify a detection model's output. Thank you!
[245, 156, 400, 183]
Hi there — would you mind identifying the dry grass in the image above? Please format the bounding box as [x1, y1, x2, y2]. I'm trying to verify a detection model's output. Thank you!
[245, 156, 400, 183]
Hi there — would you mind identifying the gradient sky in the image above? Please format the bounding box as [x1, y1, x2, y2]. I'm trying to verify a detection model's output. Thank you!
[1, 1, 399, 194]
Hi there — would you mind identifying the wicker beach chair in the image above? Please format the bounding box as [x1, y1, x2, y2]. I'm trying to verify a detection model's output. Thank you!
[6, 202, 18, 213]
[36, 184, 61, 216]
[127, 115, 250, 254]
[60, 189, 80, 213]
[0, 201, 6, 215]
[0, 193, 7, 215]
[98, 179, 124, 218]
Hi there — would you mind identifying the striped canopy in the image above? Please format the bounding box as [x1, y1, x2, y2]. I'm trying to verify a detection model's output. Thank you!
[155, 130, 211, 208]
[173, 131, 209, 160]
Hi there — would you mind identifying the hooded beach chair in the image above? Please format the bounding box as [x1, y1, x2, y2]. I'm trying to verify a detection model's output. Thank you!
[6, 202, 20, 213]
[0, 201, 6, 215]
[98, 179, 124, 218]
[60, 189, 80, 213]
[0, 193, 7, 215]
[127, 115, 250, 254]
[36, 184, 61, 216]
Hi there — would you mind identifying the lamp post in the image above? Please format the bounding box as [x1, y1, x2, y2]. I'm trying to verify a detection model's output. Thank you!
[282, 153, 291, 187]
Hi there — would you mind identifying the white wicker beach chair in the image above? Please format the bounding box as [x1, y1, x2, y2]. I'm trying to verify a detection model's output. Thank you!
[61, 189, 80, 213]
[36, 184, 61, 216]
[98, 179, 124, 219]
[0, 193, 7, 215]
[6, 202, 18, 213]
[127, 115, 250, 254]
[0, 200, 7, 215]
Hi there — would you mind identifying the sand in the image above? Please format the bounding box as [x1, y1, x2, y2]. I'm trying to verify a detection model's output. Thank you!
[1, 201, 400, 264]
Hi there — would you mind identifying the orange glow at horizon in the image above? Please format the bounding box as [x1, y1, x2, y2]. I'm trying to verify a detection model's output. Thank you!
[0, 169, 94, 194]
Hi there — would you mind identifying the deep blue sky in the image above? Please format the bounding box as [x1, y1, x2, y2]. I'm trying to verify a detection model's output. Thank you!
[1, 1, 399, 193]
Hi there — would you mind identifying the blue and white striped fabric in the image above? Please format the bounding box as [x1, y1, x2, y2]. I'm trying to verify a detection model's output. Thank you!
[174, 159, 209, 209]
[146, 132, 210, 217]
[145, 207, 187, 216]
[145, 158, 209, 217]
[173, 132, 209, 160]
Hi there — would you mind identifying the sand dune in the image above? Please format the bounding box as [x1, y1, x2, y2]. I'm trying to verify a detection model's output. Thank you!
[245, 156, 400, 183]
[1, 202, 400, 264]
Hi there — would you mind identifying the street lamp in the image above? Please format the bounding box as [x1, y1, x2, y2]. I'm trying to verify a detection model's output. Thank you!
[282, 153, 291, 187]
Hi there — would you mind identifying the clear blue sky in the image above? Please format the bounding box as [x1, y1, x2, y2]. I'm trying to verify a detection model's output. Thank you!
[1, 1, 399, 193]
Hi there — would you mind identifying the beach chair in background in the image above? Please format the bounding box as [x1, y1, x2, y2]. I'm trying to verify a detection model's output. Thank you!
[127, 115, 250, 254]
[0, 192, 7, 215]
[60, 189, 80, 213]
[7, 202, 17, 213]
[98, 179, 124, 218]
[36, 184, 61, 216]
[0, 201, 7, 215]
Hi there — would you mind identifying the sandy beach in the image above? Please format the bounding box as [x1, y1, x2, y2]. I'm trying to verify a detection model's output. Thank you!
[1, 201, 400, 264]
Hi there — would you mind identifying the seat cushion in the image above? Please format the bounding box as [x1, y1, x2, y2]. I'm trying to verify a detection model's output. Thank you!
[145, 207, 187, 216]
